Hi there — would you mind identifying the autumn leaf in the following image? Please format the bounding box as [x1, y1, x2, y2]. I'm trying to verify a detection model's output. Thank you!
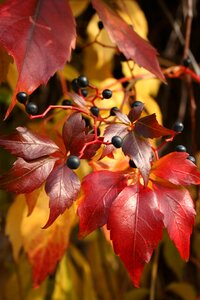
[0, 46, 13, 84]
[0, 157, 57, 193]
[107, 183, 163, 287]
[0, 0, 76, 118]
[152, 182, 195, 260]
[44, 164, 80, 228]
[78, 170, 128, 238]
[21, 189, 76, 287]
[0, 126, 60, 160]
[135, 114, 176, 139]
[62, 112, 85, 155]
[122, 131, 152, 186]
[151, 152, 200, 185]
[92, 0, 164, 81]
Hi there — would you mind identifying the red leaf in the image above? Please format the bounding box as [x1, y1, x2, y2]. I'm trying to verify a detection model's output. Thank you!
[114, 110, 130, 124]
[151, 152, 200, 185]
[44, 164, 80, 228]
[0, 157, 56, 193]
[78, 171, 128, 238]
[92, 0, 164, 81]
[153, 182, 195, 259]
[102, 123, 128, 158]
[122, 131, 152, 185]
[62, 112, 85, 155]
[69, 92, 86, 108]
[107, 184, 163, 287]
[0, 127, 60, 160]
[128, 104, 144, 122]
[135, 114, 176, 139]
[0, 0, 76, 117]
[81, 134, 102, 159]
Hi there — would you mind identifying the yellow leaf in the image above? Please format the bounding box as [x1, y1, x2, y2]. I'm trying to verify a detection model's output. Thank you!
[0, 46, 13, 84]
[21, 188, 76, 287]
[69, 0, 89, 17]
[5, 195, 26, 261]
[117, 0, 148, 39]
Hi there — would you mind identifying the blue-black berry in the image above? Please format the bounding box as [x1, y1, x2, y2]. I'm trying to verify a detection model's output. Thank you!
[98, 21, 104, 30]
[81, 89, 88, 97]
[131, 101, 143, 108]
[182, 57, 191, 67]
[90, 106, 99, 117]
[187, 155, 196, 164]
[102, 89, 112, 99]
[71, 78, 79, 93]
[25, 102, 38, 115]
[175, 145, 187, 152]
[129, 159, 137, 168]
[172, 121, 184, 133]
[111, 136, 123, 148]
[110, 106, 118, 116]
[67, 155, 80, 169]
[77, 75, 89, 88]
[16, 92, 28, 104]
[62, 99, 72, 106]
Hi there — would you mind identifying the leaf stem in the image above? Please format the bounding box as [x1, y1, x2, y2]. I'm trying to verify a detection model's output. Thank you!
[149, 244, 160, 300]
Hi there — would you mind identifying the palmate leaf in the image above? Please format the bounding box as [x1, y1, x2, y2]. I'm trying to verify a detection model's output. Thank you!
[135, 114, 176, 138]
[152, 182, 195, 260]
[78, 170, 128, 238]
[44, 164, 81, 228]
[0, 126, 60, 160]
[122, 131, 152, 186]
[92, 0, 164, 81]
[0, 157, 57, 193]
[62, 112, 86, 155]
[0, 0, 76, 117]
[107, 184, 163, 287]
[151, 152, 200, 185]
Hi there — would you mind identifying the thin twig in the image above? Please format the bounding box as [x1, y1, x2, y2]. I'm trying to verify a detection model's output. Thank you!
[149, 245, 160, 300]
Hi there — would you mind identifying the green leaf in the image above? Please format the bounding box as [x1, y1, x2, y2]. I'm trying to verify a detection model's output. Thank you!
[166, 282, 197, 300]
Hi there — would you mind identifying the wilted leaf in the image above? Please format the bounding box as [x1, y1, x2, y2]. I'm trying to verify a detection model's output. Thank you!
[0, 127, 60, 160]
[0, 0, 76, 117]
[44, 164, 80, 228]
[92, 0, 164, 80]
[107, 184, 163, 287]
[78, 170, 128, 238]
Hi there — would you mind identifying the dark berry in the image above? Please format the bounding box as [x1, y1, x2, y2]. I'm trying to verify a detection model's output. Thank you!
[67, 155, 80, 169]
[82, 116, 91, 127]
[175, 145, 187, 152]
[111, 136, 123, 148]
[102, 89, 112, 99]
[182, 57, 191, 67]
[77, 75, 89, 88]
[71, 78, 79, 93]
[98, 21, 104, 30]
[25, 102, 38, 115]
[129, 159, 137, 168]
[81, 89, 88, 97]
[62, 99, 72, 106]
[16, 92, 28, 104]
[90, 106, 99, 117]
[172, 121, 184, 132]
[131, 101, 143, 108]
[110, 106, 118, 116]
[187, 155, 196, 164]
